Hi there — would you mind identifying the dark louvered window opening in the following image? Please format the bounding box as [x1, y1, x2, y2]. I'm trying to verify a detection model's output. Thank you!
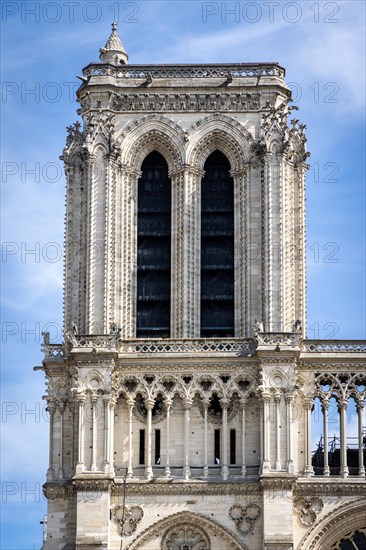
[139, 429, 145, 464]
[137, 152, 171, 337]
[230, 429, 236, 464]
[155, 429, 161, 464]
[201, 151, 234, 337]
[214, 429, 221, 463]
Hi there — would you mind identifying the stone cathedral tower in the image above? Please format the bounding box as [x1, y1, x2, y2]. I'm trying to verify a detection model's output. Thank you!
[37, 23, 366, 550]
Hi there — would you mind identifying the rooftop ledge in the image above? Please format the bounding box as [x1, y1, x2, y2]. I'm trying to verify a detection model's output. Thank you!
[81, 62, 286, 81]
[40, 336, 366, 359]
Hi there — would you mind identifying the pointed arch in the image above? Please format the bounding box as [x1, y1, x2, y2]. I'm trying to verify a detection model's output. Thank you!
[187, 113, 253, 171]
[136, 151, 171, 337]
[124, 510, 246, 550]
[298, 499, 366, 550]
[200, 150, 235, 337]
[118, 115, 186, 173]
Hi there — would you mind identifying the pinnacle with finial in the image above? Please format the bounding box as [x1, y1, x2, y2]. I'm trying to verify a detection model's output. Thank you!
[100, 21, 128, 64]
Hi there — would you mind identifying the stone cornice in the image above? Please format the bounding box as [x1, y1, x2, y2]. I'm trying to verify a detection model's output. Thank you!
[43, 482, 74, 500]
[295, 480, 366, 496]
[43, 478, 366, 500]
[112, 481, 260, 496]
[259, 475, 297, 491]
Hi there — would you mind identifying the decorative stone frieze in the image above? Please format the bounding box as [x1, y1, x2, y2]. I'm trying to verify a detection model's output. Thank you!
[112, 482, 260, 497]
[43, 483, 74, 500]
[73, 478, 115, 493]
[295, 483, 366, 497]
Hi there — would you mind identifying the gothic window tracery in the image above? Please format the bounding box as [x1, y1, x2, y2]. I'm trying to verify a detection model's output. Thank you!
[134, 394, 166, 424]
[200, 151, 234, 337]
[161, 523, 210, 550]
[330, 528, 366, 549]
[311, 372, 366, 476]
[137, 151, 171, 337]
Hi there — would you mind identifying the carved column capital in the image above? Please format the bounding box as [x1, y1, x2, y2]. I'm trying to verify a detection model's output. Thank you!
[91, 394, 98, 405]
[109, 397, 117, 409]
[321, 399, 329, 413]
[164, 397, 172, 409]
[261, 392, 271, 404]
[285, 392, 295, 405]
[102, 394, 111, 405]
[46, 400, 57, 414]
[144, 397, 155, 411]
[76, 393, 86, 405]
[183, 399, 193, 411]
[239, 398, 247, 409]
[303, 397, 313, 411]
[274, 393, 281, 404]
[338, 398, 348, 412]
[220, 398, 230, 409]
[126, 397, 135, 410]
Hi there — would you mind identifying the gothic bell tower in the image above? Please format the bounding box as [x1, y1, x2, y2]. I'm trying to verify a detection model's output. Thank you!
[37, 22, 366, 550]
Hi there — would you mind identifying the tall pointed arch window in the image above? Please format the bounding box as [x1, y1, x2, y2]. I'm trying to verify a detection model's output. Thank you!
[136, 152, 171, 337]
[201, 151, 234, 337]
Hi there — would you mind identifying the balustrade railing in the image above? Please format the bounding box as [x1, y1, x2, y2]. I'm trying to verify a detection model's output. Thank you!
[42, 335, 366, 357]
[303, 340, 366, 353]
[83, 62, 286, 80]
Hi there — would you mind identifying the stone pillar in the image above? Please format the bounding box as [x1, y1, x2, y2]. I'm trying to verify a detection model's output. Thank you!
[118, 166, 141, 338]
[261, 153, 273, 331]
[296, 160, 308, 335]
[145, 398, 154, 480]
[165, 398, 172, 478]
[69, 400, 76, 472]
[262, 478, 295, 550]
[221, 399, 229, 480]
[75, 479, 111, 549]
[103, 395, 111, 473]
[232, 167, 249, 336]
[171, 166, 203, 337]
[76, 393, 86, 473]
[259, 403, 263, 469]
[322, 399, 330, 476]
[203, 400, 209, 478]
[46, 401, 56, 481]
[304, 398, 314, 476]
[357, 401, 365, 476]
[109, 397, 116, 475]
[90, 394, 98, 471]
[262, 394, 271, 472]
[285, 393, 294, 474]
[127, 398, 134, 478]
[274, 394, 281, 470]
[58, 402, 65, 479]
[339, 398, 349, 478]
[104, 152, 118, 330]
[183, 399, 192, 480]
[240, 399, 246, 477]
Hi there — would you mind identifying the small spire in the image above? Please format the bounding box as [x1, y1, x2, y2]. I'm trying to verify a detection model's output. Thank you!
[99, 21, 128, 65]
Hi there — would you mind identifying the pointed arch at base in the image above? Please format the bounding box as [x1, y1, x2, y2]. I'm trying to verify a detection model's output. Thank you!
[124, 510, 247, 550]
[187, 114, 253, 172]
[298, 499, 366, 550]
[118, 115, 186, 173]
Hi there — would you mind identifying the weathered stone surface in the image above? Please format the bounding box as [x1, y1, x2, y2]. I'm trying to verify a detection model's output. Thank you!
[37, 23, 366, 550]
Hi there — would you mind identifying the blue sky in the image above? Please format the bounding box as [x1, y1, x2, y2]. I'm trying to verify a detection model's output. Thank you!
[1, 1, 365, 548]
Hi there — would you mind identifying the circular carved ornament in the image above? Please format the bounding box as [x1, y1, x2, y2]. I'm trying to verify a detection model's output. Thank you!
[161, 523, 210, 550]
